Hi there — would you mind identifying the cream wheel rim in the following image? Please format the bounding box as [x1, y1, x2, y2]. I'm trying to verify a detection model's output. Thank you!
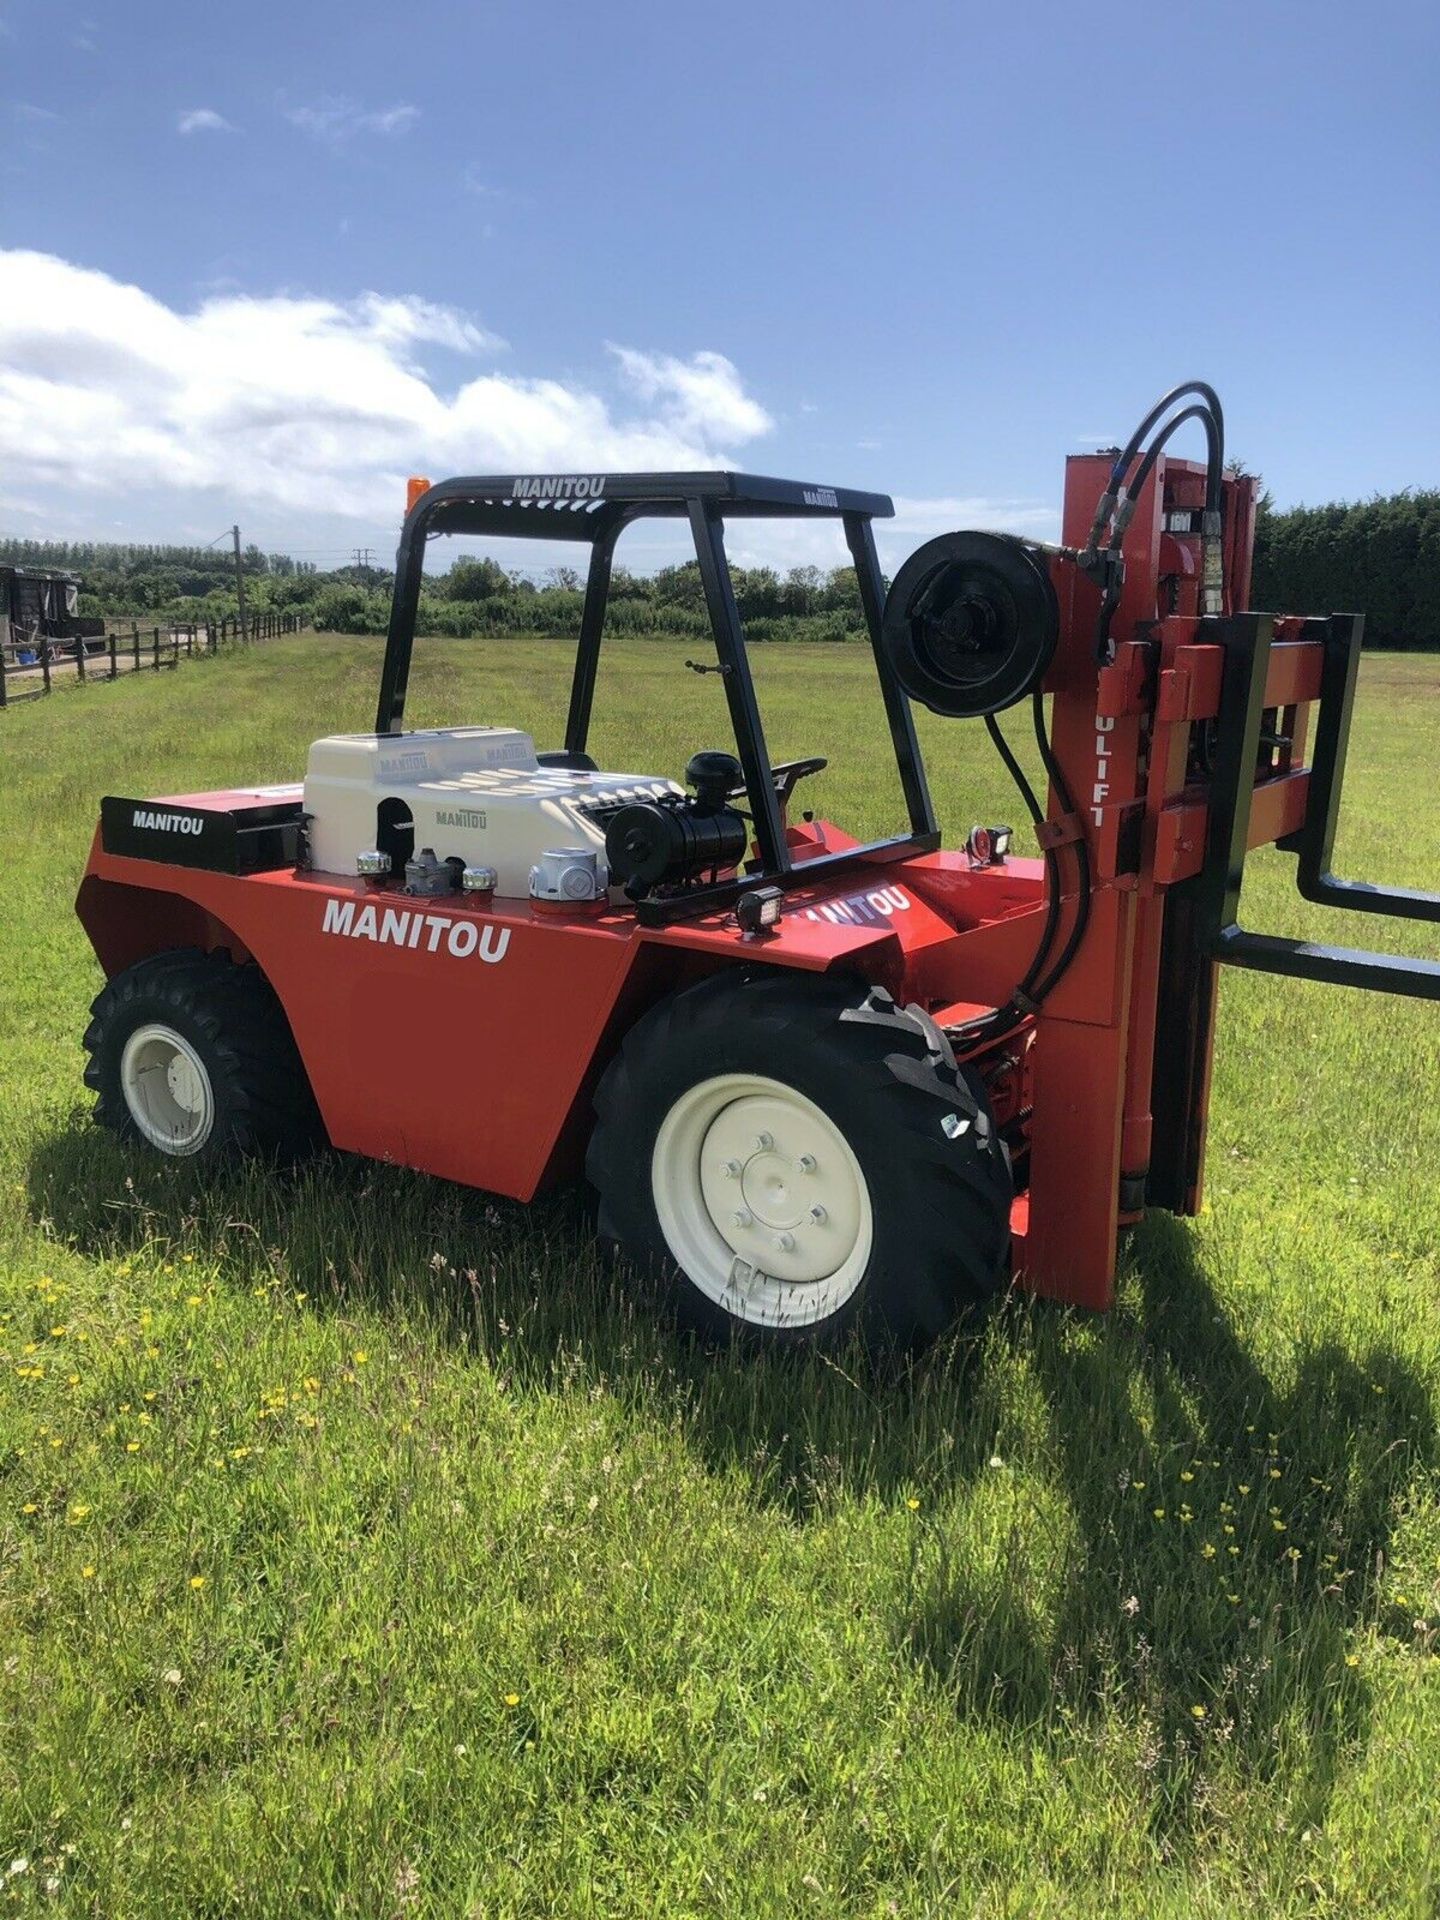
[650, 1073, 873, 1327]
[119, 1023, 215, 1155]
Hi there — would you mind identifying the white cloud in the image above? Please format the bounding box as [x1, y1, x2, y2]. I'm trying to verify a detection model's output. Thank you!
[0, 251, 774, 530]
[177, 108, 234, 135]
[283, 96, 419, 144]
[609, 345, 772, 446]
[0, 250, 1052, 570]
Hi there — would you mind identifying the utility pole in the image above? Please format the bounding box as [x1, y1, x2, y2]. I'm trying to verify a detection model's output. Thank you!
[353, 546, 375, 576]
[231, 525, 249, 641]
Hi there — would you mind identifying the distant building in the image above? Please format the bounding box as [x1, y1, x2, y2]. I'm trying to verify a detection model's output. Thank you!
[1, 565, 105, 661]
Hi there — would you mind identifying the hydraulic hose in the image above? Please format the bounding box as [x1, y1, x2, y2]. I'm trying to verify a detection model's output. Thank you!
[1026, 689, 1091, 1003]
[985, 705, 1061, 1003]
[1110, 403, 1220, 541]
[955, 690, 1088, 1054]
[1084, 378, 1226, 549]
[1089, 382, 1228, 655]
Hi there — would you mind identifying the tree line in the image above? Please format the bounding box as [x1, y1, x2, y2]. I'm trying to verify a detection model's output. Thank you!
[1250, 490, 1440, 650]
[4, 488, 1436, 647]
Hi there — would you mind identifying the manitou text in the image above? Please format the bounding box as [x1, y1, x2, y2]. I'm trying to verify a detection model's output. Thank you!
[321, 897, 512, 963]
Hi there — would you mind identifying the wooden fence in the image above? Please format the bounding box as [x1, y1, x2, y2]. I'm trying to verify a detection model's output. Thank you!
[0, 610, 305, 711]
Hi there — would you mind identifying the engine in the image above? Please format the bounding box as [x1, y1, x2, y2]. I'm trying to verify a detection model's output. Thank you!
[602, 751, 749, 900]
[301, 726, 680, 899]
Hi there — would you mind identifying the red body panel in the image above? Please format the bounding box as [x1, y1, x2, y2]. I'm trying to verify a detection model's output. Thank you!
[78, 800, 1048, 1202]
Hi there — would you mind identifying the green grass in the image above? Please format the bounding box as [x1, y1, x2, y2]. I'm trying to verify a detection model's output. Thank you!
[3, 633, 1440, 1917]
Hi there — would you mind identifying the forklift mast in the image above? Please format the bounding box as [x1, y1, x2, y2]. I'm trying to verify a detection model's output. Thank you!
[1007, 447, 1440, 1308]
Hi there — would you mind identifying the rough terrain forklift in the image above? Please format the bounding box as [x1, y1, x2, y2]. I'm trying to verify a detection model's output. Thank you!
[75, 384, 1440, 1347]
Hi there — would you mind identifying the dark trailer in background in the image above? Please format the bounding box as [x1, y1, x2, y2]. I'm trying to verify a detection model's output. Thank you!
[1, 565, 106, 665]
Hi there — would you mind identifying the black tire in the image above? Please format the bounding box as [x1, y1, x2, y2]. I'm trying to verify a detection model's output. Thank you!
[83, 948, 322, 1163]
[586, 970, 1013, 1349]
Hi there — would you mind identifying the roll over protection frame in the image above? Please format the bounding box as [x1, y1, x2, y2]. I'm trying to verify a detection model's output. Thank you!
[374, 471, 941, 925]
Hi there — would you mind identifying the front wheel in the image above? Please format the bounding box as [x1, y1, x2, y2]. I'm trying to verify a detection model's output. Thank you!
[83, 949, 321, 1163]
[587, 971, 1013, 1349]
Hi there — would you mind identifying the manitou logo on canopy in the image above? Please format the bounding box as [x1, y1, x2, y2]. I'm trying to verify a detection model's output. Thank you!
[802, 487, 839, 509]
[802, 885, 912, 926]
[131, 809, 203, 835]
[510, 475, 606, 501]
[321, 898, 511, 964]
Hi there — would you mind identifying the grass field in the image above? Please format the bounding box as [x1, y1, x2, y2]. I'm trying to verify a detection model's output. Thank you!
[3, 632, 1440, 1918]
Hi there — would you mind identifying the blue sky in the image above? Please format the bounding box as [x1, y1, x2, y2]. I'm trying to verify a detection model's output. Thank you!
[3, 0, 1437, 572]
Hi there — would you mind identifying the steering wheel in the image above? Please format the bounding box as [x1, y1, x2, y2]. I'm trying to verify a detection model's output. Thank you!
[726, 755, 828, 810]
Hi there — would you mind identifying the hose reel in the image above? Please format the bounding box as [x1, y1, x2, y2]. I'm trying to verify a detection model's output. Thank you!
[880, 531, 1058, 717]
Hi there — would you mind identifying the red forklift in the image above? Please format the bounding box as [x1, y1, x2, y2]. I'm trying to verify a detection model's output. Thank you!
[74, 384, 1440, 1347]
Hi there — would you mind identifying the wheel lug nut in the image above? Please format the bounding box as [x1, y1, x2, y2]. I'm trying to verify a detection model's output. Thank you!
[809, 1204, 828, 1224]
[722, 1159, 742, 1178]
[774, 1231, 795, 1251]
[797, 1154, 816, 1173]
[754, 1131, 773, 1152]
[732, 1209, 753, 1229]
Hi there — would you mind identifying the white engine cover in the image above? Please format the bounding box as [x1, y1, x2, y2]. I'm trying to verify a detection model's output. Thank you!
[302, 727, 681, 899]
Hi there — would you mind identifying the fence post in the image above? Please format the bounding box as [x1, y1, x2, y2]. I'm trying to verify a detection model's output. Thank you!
[42, 644, 52, 695]
[152, 627, 160, 672]
[0, 647, 6, 710]
[75, 632, 86, 683]
[108, 630, 118, 680]
[132, 623, 140, 673]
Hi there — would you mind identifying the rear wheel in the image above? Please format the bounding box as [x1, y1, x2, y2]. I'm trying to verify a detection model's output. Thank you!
[587, 971, 1013, 1348]
[83, 949, 320, 1163]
